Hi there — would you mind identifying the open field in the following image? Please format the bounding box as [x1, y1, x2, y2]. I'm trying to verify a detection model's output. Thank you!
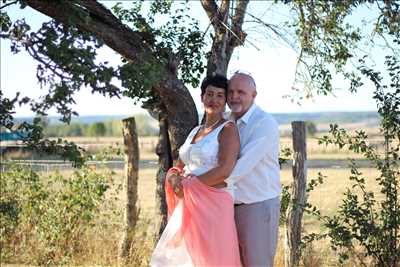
[133, 159, 385, 267]
[6, 168, 384, 265]
[1, 133, 389, 266]
[4, 164, 381, 266]
[1, 134, 384, 161]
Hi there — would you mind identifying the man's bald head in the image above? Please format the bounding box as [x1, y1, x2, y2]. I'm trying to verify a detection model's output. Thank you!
[227, 72, 257, 119]
[229, 73, 257, 92]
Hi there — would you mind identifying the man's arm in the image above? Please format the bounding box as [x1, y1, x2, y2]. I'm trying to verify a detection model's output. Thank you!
[226, 118, 279, 184]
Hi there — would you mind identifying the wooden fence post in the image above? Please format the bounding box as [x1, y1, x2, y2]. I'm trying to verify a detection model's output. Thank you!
[119, 117, 139, 261]
[285, 121, 307, 267]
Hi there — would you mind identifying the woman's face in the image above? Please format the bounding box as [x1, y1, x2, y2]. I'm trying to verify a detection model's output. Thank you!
[201, 85, 226, 116]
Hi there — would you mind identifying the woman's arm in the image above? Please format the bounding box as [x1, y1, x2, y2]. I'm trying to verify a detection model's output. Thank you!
[197, 122, 240, 187]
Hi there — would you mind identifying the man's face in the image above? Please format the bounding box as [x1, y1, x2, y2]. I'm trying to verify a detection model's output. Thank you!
[227, 74, 256, 118]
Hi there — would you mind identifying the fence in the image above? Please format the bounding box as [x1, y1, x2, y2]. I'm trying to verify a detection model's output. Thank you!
[0, 160, 126, 173]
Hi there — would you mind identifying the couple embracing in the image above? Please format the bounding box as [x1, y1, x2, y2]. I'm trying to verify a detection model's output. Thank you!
[151, 72, 281, 267]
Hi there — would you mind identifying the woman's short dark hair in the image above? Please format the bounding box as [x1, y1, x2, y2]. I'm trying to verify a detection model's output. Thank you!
[200, 74, 228, 96]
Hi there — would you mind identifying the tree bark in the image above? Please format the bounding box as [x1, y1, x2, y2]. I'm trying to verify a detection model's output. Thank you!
[154, 113, 173, 237]
[153, 73, 198, 160]
[285, 121, 307, 267]
[201, 0, 249, 76]
[119, 117, 139, 262]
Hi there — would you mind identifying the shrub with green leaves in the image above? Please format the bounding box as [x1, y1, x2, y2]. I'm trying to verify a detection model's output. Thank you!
[0, 163, 110, 265]
[303, 56, 399, 266]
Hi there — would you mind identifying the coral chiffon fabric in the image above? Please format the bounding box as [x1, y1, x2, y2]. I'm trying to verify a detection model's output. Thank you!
[151, 175, 241, 267]
[151, 121, 241, 266]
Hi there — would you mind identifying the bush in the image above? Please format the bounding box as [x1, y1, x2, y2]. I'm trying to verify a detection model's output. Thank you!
[87, 122, 107, 137]
[303, 56, 399, 266]
[306, 121, 318, 136]
[0, 164, 110, 265]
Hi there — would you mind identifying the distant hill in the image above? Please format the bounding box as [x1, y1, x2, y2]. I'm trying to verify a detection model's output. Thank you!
[271, 111, 379, 125]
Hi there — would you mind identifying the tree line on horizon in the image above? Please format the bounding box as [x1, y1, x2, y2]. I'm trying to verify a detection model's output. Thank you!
[40, 114, 158, 137]
[41, 119, 319, 138]
[3, 110, 380, 139]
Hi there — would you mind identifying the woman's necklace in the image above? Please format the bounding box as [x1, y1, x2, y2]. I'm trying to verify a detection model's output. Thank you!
[202, 118, 222, 131]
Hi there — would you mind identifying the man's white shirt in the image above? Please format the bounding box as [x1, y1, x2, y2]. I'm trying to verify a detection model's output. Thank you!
[226, 103, 281, 204]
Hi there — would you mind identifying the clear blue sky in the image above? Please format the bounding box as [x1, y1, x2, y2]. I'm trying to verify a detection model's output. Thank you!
[1, 1, 380, 117]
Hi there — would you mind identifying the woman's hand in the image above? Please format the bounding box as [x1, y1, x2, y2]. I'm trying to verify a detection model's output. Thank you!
[168, 173, 184, 198]
[172, 175, 184, 198]
[167, 172, 179, 185]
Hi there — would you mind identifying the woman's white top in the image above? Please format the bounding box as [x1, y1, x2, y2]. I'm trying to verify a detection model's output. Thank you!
[179, 120, 235, 197]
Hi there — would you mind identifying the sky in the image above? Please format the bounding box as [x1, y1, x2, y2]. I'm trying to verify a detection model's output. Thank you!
[1, 1, 380, 118]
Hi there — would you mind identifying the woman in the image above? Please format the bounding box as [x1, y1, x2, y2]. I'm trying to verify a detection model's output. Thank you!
[150, 75, 241, 267]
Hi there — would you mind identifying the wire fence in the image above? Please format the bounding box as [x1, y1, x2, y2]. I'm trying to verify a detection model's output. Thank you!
[0, 160, 126, 173]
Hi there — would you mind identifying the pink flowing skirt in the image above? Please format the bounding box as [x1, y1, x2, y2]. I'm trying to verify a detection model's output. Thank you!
[150, 175, 241, 267]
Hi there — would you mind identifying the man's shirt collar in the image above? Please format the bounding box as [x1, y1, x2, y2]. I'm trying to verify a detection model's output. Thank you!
[236, 103, 257, 125]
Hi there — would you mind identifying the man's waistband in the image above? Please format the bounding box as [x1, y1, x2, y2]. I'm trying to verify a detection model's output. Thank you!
[234, 197, 280, 207]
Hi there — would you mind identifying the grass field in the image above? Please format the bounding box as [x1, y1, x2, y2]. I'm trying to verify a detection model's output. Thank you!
[115, 161, 382, 267]
[58, 135, 386, 159]
[2, 133, 388, 266]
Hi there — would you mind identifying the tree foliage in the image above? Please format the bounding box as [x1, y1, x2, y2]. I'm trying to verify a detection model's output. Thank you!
[303, 56, 399, 266]
[1, 0, 398, 163]
[282, 0, 400, 101]
[0, 0, 206, 165]
[1, 0, 400, 264]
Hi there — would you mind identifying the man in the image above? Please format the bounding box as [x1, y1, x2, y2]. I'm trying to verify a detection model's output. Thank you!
[227, 72, 281, 267]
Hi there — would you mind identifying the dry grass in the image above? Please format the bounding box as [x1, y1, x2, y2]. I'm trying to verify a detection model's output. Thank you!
[282, 167, 382, 218]
[278, 167, 382, 266]
[2, 135, 384, 161]
[123, 158, 382, 267]
[280, 136, 385, 159]
[3, 135, 386, 266]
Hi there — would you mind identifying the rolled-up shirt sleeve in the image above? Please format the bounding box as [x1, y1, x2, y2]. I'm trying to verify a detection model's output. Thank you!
[226, 118, 279, 184]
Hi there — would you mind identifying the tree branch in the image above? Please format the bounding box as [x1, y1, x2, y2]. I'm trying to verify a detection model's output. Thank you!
[25, 0, 155, 64]
[24, 0, 198, 157]
[231, 0, 249, 32]
[229, 0, 249, 47]
[75, 0, 124, 28]
[0, 0, 18, 10]
[200, 0, 219, 29]
[246, 12, 298, 52]
[26, 45, 71, 81]
[222, 0, 249, 54]
[219, 0, 230, 24]
[0, 33, 10, 39]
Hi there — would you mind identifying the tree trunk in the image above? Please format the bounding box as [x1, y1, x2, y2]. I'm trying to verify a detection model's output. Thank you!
[152, 73, 199, 160]
[201, 0, 250, 76]
[285, 121, 307, 267]
[150, 77, 198, 236]
[154, 112, 173, 237]
[119, 117, 139, 262]
[207, 31, 232, 76]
